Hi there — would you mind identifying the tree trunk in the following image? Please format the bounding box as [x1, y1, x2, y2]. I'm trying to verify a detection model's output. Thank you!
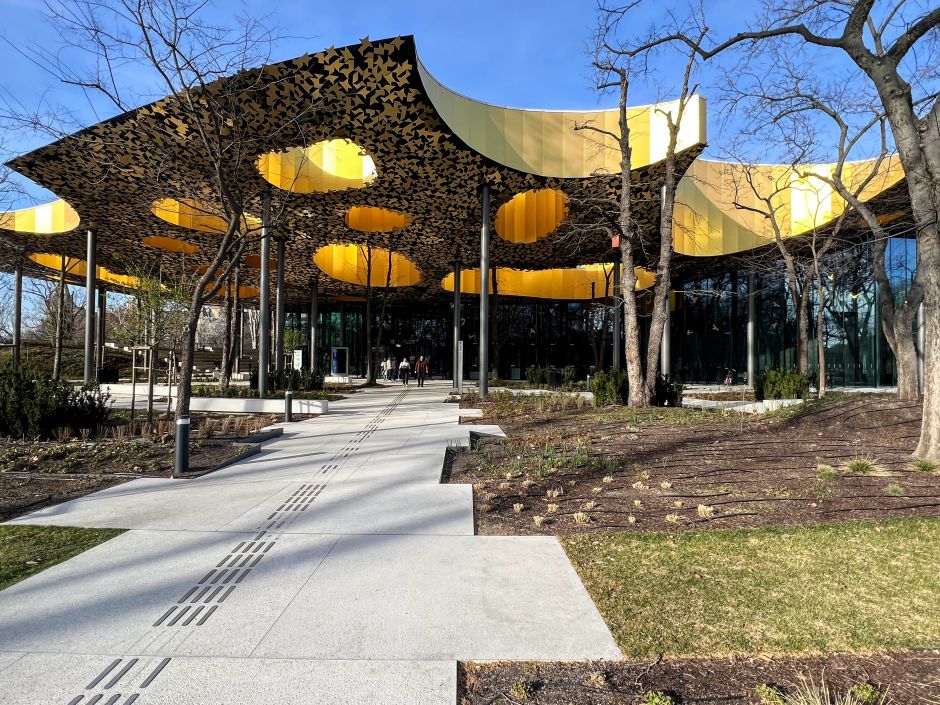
[621, 249, 647, 406]
[175, 309, 200, 419]
[914, 277, 940, 460]
[816, 282, 827, 397]
[644, 158, 677, 402]
[219, 274, 235, 391]
[53, 256, 67, 380]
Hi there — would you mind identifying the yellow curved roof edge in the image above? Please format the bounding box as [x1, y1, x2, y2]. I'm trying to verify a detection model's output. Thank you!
[29, 253, 140, 289]
[417, 57, 706, 179]
[674, 155, 906, 257]
[442, 265, 654, 301]
[0, 199, 80, 234]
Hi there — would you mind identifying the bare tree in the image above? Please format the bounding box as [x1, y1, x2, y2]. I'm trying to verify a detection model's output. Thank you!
[580, 2, 705, 406]
[635, 0, 940, 459]
[30, 0, 318, 433]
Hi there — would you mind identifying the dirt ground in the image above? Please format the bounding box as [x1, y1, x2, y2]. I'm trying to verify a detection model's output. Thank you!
[0, 411, 316, 522]
[459, 650, 940, 705]
[449, 395, 940, 535]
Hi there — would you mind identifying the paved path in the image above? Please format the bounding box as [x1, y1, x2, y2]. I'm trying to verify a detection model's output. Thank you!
[0, 381, 620, 704]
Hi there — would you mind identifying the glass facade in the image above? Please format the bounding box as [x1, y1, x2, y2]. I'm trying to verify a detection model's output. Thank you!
[278, 238, 917, 387]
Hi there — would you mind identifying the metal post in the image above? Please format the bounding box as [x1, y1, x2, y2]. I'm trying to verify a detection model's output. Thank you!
[917, 303, 925, 395]
[747, 271, 757, 388]
[612, 261, 622, 370]
[12, 260, 22, 371]
[479, 184, 490, 397]
[175, 415, 190, 474]
[660, 295, 671, 378]
[309, 280, 319, 374]
[285, 389, 293, 422]
[275, 237, 286, 372]
[258, 195, 272, 396]
[84, 229, 96, 384]
[96, 288, 106, 372]
[452, 259, 461, 389]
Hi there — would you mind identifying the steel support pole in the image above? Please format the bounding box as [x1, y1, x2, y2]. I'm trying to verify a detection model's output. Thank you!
[12, 260, 22, 371]
[479, 185, 490, 397]
[96, 288, 106, 371]
[274, 237, 286, 372]
[918, 303, 925, 395]
[612, 261, 622, 370]
[258, 196, 272, 395]
[452, 259, 461, 388]
[660, 296, 671, 378]
[309, 280, 319, 374]
[747, 271, 757, 388]
[83, 229, 96, 384]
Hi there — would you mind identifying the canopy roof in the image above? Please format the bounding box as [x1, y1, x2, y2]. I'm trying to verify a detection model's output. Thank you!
[0, 35, 911, 302]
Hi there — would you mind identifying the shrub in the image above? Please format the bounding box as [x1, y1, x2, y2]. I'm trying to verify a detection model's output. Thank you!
[591, 369, 629, 405]
[755, 369, 810, 401]
[843, 457, 881, 475]
[191, 384, 337, 401]
[561, 365, 576, 388]
[510, 681, 535, 701]
[653, 374, 683, 407]
[911, 458, 938, 472]
[756, 684, 786, 705]
[849, 683, 882, 705]
[884, 483, 905, 497]
[525, 366, 548, 387]
[0, 371, 111, 439]
[640, 692, 675, 705]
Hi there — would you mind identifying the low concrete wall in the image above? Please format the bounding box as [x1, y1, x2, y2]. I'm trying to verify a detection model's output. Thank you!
[683, 397, 803, 414]
[102, 384, 327, 415]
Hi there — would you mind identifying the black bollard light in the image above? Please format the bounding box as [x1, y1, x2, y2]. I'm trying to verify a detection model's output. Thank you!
[175, 415, 190, 474]
[285, 390, 293, 422]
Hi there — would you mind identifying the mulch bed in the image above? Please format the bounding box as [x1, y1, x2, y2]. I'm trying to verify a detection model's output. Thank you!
[450, 396, 940, 535]
[459, 650, 940, 704]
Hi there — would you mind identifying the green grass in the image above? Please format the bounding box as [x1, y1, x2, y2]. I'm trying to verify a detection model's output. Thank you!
[0, 525, 124, 590]
[562, 518, 940, 659]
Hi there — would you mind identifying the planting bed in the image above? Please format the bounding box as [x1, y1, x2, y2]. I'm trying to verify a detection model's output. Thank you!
[450, 395, 940, 534]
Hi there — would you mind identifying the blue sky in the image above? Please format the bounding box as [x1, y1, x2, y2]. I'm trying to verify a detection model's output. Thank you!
[0, 0, 751, 206]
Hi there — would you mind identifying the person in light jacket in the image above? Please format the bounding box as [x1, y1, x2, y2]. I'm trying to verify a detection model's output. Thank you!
[398, 357, 411, 386]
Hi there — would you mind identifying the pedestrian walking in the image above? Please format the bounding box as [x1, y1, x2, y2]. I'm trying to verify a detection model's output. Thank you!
[414, 355, 429, 387]
[398, 357, 411, 386]
[384, 356, 393, 381]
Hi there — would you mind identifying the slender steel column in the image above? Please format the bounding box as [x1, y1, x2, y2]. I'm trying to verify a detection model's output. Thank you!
[12, 260, 22, 371]
[258, 196, 272, 395]
[747, 271, 757, 388]
[479, 185, 490, 397]
[83, 229, 96, 384]
[917, 303, 925, 395]
[96, 288, 106, 371]
[612, 261, 622, 370]
[452, 259, 461, 388]
[309, 280, 319, 374]
[274, 237, 286, 372]
[660, 295, 671, 377]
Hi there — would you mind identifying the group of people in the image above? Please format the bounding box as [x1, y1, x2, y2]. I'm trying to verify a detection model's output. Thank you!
[380, 355, 429, 387]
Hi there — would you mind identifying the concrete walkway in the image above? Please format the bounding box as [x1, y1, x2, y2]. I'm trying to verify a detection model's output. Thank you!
[0, 381, 620, 704]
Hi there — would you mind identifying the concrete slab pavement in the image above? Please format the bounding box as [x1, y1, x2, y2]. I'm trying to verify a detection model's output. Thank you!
[1, 380, 621, 704]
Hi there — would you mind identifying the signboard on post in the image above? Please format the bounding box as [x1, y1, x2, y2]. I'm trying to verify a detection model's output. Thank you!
[457, 340, 464, 393]
[292, 348, 303, 371]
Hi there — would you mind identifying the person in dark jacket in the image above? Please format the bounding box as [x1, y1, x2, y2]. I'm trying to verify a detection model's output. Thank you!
[414, 355, 429, 387]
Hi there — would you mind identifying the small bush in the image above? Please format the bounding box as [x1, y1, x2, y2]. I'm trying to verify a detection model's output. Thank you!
[591, 369, 630, 405]
[755, 369, 810, 401]
[849, 683, 882, 705]
[884, 483, 905, 497]
[653, 374, 683, 407]
[509, 680, 535, 701]
[817, 464, 839, 481]
[911, 458, 938, 472]
[525, 367, 548, 387]
[640, 691, 675, 705]
[843, 457, 881, 475]
[0, 371, 111, 439]
[755, 683, 785, 705]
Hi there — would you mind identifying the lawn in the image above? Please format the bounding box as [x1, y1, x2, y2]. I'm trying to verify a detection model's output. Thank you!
[562, 517, 940, 659]
[0, 525, 124, 590]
